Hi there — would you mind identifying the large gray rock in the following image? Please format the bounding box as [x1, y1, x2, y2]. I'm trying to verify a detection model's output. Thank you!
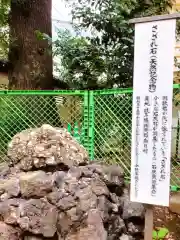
[7, 124, 88, 170]
[0, 125, 145, 240]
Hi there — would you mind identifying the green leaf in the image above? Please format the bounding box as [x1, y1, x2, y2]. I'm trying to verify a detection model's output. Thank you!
[34, 30, 44, 40]
[153, 230, 158, 239]
[35, 30, 52, 46]
[157, 228, 169, 239]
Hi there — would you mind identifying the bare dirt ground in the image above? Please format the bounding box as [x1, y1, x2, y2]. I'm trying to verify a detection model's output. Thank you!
[154, 206, 180, 240]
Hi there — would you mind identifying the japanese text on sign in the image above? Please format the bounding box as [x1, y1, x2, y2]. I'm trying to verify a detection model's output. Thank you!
[130, 19, 176, 206]
[149, 25, 158, 93]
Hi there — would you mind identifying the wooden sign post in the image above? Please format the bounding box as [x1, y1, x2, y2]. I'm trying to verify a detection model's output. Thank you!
[129, 13, 180, 240]
[144, 204, 153, 240]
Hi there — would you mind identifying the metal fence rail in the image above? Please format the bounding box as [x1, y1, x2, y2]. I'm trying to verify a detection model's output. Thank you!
[0, 85, 179, 190]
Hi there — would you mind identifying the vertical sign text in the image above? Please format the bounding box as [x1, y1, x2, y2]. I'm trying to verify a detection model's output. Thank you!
[130, 19, 176, 206]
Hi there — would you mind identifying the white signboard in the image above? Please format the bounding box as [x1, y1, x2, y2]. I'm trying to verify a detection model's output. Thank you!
[130, 19, 176, 206]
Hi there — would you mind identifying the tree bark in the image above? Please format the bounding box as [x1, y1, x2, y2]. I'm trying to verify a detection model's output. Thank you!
[8, 0, 53, 89]
[6, 0, 62, 131]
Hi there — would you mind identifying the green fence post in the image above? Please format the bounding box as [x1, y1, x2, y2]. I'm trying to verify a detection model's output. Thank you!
[80, 125, 85, 145]
[88, 91, 95, 160]
[82, 91, 89, 151]
[73, 121, 80, 143]
[67, 123, 72, 135]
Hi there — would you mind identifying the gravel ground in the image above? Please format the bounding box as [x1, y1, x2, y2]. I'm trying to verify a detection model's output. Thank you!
[154, 206, 180, 239]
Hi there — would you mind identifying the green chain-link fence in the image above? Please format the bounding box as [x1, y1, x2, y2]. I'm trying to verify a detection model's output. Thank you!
[0, 90, 89, 161]
[171, 85, 180, 190]
[0, 85, 179, 189]
[91, 85, 180, 191]
[91, 89, 133, 178]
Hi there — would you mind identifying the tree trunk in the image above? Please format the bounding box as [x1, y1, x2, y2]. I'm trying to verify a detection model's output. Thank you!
[5, 0, 63, 136]
[8, 0, 53, 89]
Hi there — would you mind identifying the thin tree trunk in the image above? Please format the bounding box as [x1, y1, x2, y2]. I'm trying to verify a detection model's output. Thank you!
[8, 0, 53, 89]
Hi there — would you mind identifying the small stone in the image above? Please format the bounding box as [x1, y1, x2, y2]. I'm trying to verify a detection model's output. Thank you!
[56, 195, 76, 210]
[20, 156, 34, 170]
[32, 156, 46, 169]
[79, 193, 97, 212]
[0, 199, 23, 224]
[0, 163, 10, 179]
[18, 198, 58, 237]
[110, 193, 123, 206]
[45, 156, 56, 165]
[107, 214, 126, 237]
[0, 178, 20, 198]
[67, 207, 83, 222]
[85, 209, 107, 240]
[19, 171, 53, 198]
[122, 189, 145, 219]
[127, 222, 144, 235]
[57, 212, 73, 235]
[52, 171, 66, 188]
[24, 237, 43, 240]
[0, 221, 22, 240]
[119, 234, 135, 240]
[97, 195, 111, 222]
[66, 209, 107, 240]
[75, 185, 92, 199]
[80, 166, 93, 177]
[47, 191, 67, 205]
[91, 178, 109, 196]
[68, 166, 82, 179]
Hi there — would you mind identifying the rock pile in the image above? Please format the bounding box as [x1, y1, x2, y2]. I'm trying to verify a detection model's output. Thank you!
[0, 124, 145, 240]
